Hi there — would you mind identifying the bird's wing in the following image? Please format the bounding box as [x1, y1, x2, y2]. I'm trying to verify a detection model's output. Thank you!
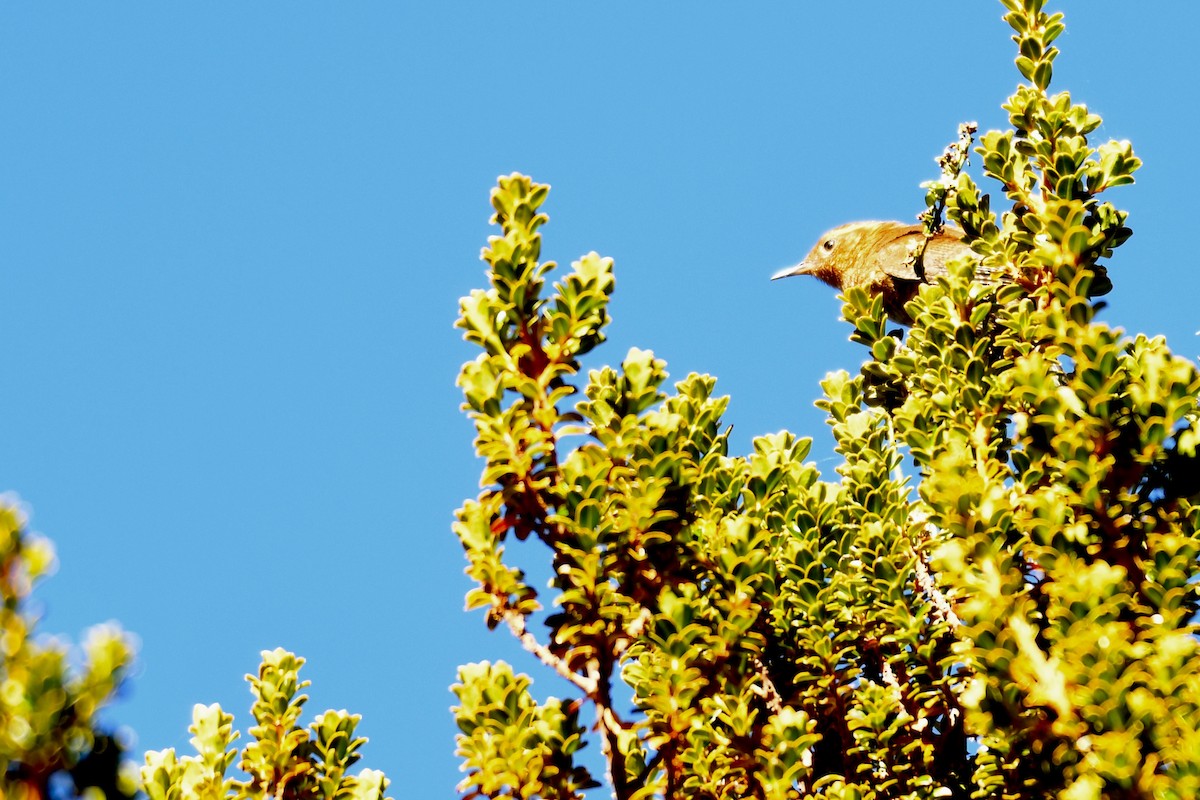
[875, 228, 974, 283]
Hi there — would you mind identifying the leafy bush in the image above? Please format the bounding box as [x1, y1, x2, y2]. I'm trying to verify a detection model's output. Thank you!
[452, 1, 1199, 798]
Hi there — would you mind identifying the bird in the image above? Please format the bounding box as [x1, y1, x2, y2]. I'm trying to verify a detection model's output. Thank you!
[772, 221, 976, 326]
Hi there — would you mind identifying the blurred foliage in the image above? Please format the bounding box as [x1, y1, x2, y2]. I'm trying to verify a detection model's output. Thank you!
[453, 1, 1198, 798]
[0, 446, 391, 800]
[141, 648, 392, 800]
[0, 495, 137, 800]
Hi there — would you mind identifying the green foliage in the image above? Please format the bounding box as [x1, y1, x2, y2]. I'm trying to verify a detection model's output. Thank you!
[453, 2, 1198, 798]
[453, 661, 596, 800]
[141, 649, 392, 800]
[0, 495, 138, 800]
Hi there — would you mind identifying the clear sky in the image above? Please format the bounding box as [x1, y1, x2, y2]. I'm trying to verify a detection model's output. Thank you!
[1, 2, 1196, 796]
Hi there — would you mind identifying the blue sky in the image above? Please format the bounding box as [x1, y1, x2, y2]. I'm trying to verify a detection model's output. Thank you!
[1, 2, 1196, 796]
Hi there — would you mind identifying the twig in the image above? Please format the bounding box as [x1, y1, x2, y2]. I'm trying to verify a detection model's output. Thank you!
[910, 122, 978, 279]
[503, 610, 599, 696]
[751, 657, 784, 714]
[503, 609, 636, 800]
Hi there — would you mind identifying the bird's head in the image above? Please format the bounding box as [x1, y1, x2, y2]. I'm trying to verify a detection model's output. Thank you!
[771, 221, 891, 290]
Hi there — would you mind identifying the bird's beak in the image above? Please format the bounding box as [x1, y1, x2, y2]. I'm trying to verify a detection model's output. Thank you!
[771, 261, 814, 281]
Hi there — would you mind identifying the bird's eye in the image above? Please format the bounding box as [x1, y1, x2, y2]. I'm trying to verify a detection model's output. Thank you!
[822, 240, 835, 252]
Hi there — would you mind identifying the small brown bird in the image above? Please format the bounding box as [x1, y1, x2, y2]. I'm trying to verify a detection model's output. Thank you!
[772, 221, 975, 326]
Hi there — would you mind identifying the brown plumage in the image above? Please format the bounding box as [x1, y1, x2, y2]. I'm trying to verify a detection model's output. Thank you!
[772, 221, 975, 326]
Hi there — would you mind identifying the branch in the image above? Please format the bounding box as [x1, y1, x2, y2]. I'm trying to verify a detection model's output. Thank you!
[503, 611, 599, 696]
[751, 657, 784, 715]
[910, 121, 978, 278]
[502, 609, 637, 799]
